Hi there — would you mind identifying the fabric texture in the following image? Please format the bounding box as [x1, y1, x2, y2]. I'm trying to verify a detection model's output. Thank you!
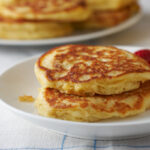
[1, 104, 150, 150]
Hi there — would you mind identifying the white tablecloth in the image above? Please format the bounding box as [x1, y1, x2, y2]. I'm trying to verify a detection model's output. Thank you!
[0, 0, 150, 149]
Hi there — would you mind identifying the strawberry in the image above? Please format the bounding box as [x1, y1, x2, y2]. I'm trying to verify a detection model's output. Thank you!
[134, 49, 150, 64]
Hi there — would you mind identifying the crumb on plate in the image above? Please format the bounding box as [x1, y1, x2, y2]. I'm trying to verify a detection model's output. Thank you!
[19, 95, 35, 102]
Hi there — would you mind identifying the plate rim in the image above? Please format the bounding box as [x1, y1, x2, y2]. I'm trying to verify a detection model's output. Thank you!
[0, 45, 150, 127]
[0, 12, 142, 46]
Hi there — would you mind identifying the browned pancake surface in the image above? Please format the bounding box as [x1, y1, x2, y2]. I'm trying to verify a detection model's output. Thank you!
[4, 0, 85, 13]
[38, 45, 150, 83]
[45, 81, 150, 112]
[33, 81, 150, 122]
[0, 0, 89, 22]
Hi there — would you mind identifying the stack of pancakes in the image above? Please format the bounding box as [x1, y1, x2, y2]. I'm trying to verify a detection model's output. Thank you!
[0, 0, 90, 39]
[0, 0, 139, 40]
[75, 0, 139, 29]
[34, 45, 150, 122]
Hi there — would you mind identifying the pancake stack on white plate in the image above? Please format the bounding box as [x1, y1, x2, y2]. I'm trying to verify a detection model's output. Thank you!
[34, 45, 150, 122]
[0, 0, 140, 40]
[0, 0, 89, 39]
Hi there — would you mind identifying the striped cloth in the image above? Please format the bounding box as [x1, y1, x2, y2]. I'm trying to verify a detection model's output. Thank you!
[1, 104, 150, 150]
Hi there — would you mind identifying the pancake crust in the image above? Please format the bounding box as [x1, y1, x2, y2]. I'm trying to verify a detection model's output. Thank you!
[35, 45, 150, 96]
[0, 17, 73, 39]
[35, 81, 150, 122]
[86, 0, 137, 11]
[74, 2, 139, 30]
[0, 0, 90, 22]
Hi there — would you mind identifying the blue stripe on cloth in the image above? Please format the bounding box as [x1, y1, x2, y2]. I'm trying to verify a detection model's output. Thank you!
[61, 135, 67, 150]
[2, 145, 150, 150]
[93, 139, 97, 150]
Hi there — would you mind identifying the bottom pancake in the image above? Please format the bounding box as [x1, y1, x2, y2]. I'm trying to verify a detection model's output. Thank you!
[74, 2, 139, 30]
[35, 81, 150, 122]
[0, 18, 73, 40]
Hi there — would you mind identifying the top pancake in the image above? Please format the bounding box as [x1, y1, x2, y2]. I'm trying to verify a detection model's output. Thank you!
[86, 0, 137, 11]
[0, 0, 90, 21]
[35, 45, 150, 96]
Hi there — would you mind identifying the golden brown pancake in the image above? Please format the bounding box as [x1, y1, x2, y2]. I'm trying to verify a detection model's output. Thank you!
[0, 17, 73, 39]
[35, 45, 150, 96]
[0, 0, 90, 22]
[74, 2, 139, 30]
[35, 81, 150, 122]
[86, 0, 137, 11]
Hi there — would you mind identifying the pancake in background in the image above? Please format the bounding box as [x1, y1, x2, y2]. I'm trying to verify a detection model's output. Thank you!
[86, 0, 137, 11]
[0, 17, 73, 39]
[74, 2, 139, 30]
[0, 0, 90, 22]
[35, 81, 150, 122]
[34, 45, 150, 96]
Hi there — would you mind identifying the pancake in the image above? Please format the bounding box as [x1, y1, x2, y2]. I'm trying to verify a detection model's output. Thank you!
[74, 2, 139, 30]
[0, 0, 90, 22]
[34, 45, 150, 96]
[35, 81, 150, 122]
[86, 0, 137, 11]
[0, 17, 73, 39]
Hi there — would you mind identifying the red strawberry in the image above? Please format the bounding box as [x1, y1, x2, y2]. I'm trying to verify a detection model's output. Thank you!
[134, 49, 150, 64]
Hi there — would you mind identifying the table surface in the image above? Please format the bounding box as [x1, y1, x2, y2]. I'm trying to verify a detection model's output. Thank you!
[0, 0, 150, 149]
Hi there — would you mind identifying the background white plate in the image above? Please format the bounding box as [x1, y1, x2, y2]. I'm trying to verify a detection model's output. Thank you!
[0, 12, 142, 46]
[0, 46, 150, 140]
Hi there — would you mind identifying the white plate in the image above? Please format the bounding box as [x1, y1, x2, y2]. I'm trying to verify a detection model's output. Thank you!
[0, 12, 142, 46]
[0, 46, 150, 140]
